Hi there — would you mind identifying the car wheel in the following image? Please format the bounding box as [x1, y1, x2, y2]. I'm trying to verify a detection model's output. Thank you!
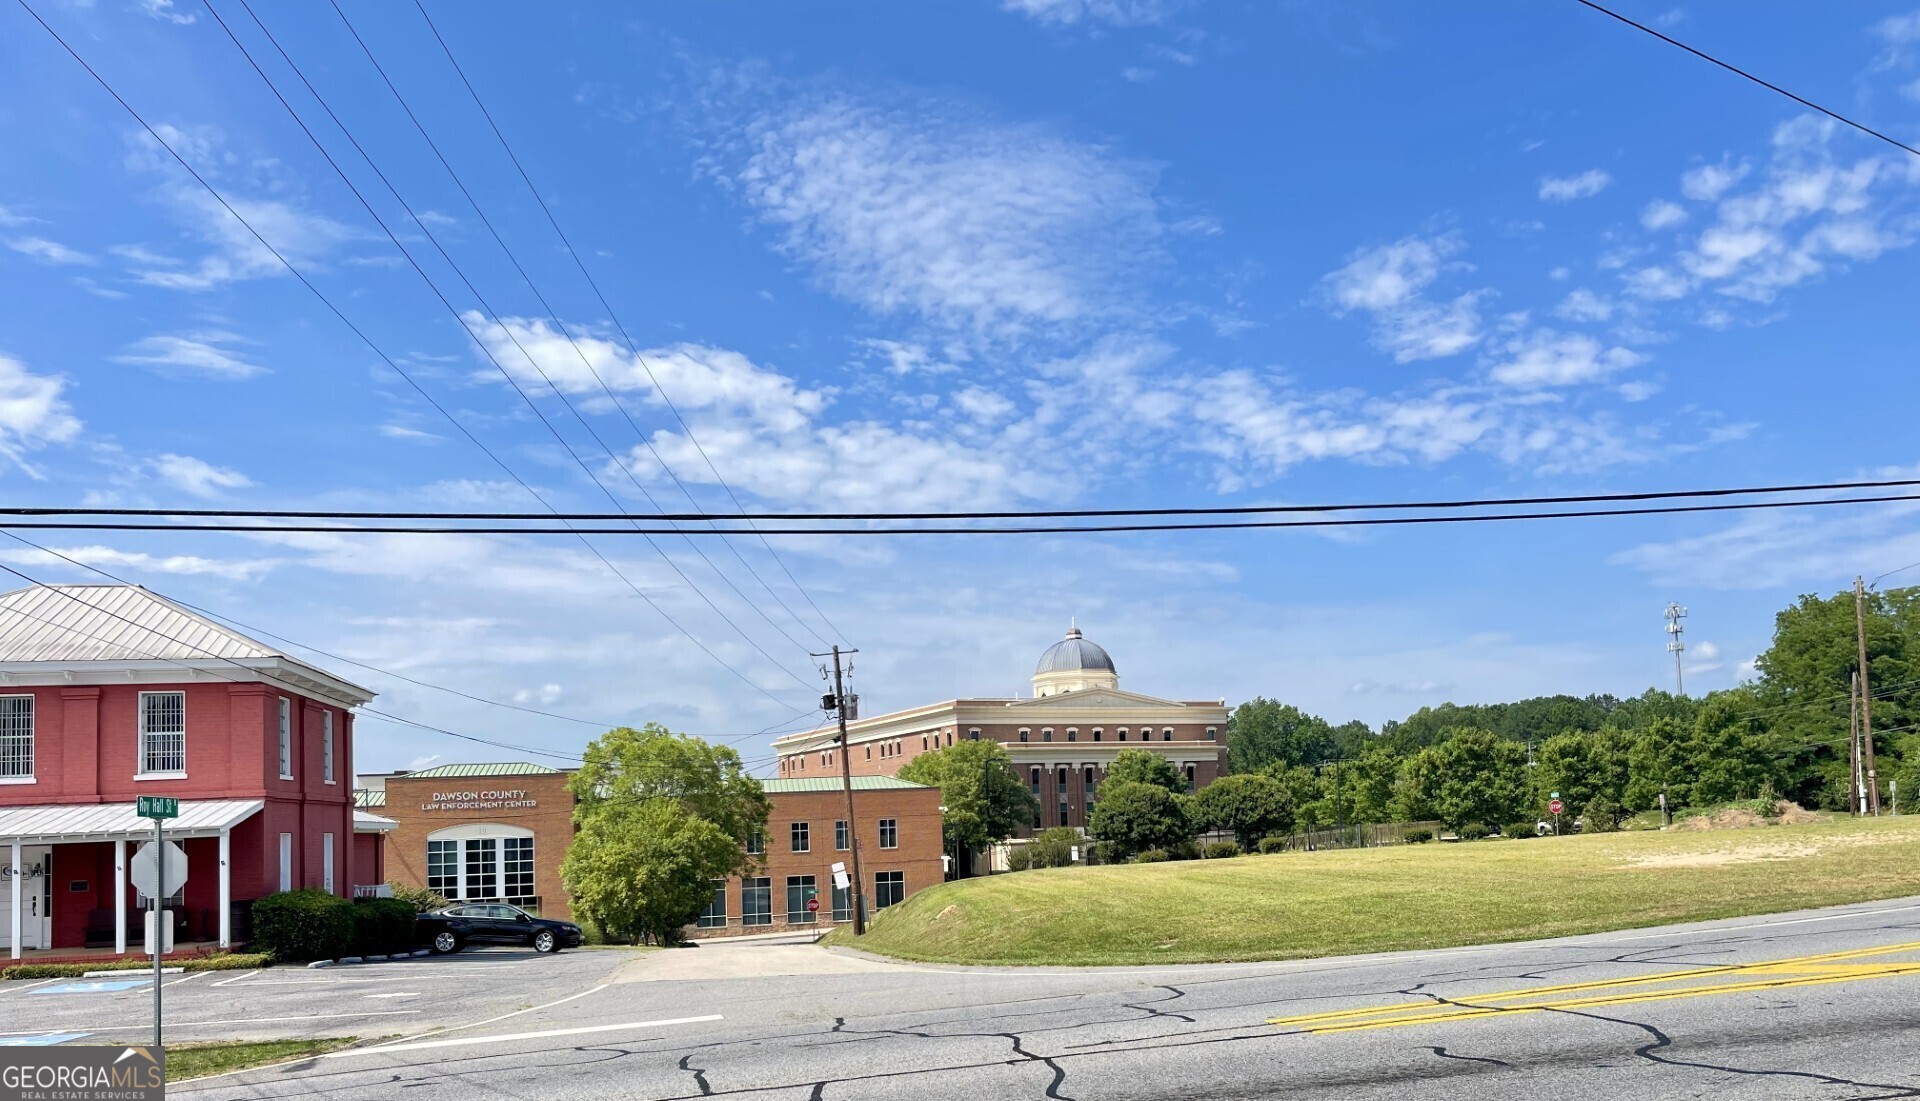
[431, 930, 461, 955]
[533, 930, 557, 954]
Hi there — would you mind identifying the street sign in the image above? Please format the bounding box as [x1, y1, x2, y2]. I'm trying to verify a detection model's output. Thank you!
[806, 897, 820, 913]
[130, 841, 187, 899]
[1550, 791, 1560, 800]
[136, 796, 178, 819]
[831, 861, 850, 891]
[1548, 798, 1565, 816]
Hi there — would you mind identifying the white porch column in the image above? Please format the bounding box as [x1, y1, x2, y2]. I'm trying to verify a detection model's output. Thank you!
[8, 840, 19, 960]
[218, 830, 231, 949]
[113, 839, 127, 956]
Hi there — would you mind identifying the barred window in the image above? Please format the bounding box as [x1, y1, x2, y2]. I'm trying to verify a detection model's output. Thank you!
[139, 691, 185, 774]
[0, 696, 31, 779]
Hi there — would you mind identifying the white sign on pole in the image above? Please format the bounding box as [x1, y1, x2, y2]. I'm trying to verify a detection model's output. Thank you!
[131, 841, 187, 899]
[830, 861, 850, 891]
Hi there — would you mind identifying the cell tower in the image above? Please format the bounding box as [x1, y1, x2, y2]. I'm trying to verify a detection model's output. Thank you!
[1664, 602, 1687, 697]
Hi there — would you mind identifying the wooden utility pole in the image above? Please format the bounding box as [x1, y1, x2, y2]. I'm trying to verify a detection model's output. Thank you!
[1850, 671, 1863, 816]
[825, 646, 868, 934]
[1856, 577, 1881, 815]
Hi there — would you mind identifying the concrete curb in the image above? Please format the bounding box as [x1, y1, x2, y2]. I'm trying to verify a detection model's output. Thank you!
[314, 948, 435, 968]
[80, 966, 183, 978]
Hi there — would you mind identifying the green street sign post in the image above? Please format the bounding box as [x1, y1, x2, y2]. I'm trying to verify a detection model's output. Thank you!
[136, 794, 176, 1052]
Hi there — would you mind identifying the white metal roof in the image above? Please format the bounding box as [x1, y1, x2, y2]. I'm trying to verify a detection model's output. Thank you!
[0, 585, 376, 707]
[353, 809, 398, 833]
[0, 799, 264, 845]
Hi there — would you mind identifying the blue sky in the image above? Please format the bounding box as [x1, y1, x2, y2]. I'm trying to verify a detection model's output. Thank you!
[3, 0, 1919, 774]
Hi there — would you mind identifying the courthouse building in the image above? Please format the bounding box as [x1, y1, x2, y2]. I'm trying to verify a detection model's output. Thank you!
[771, 624, 1229, 853]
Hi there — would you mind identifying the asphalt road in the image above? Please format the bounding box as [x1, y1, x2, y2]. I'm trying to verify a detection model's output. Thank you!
[0, 947, 628, 1045]
[159, 897, 1920, 1098]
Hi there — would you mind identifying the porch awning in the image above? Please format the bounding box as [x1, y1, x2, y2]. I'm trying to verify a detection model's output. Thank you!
[0, 798, 263, 845]
[353, 809, 398, 833]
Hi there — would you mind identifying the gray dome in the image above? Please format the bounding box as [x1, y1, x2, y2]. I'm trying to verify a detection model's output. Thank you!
[1035, 626, 1116, 675]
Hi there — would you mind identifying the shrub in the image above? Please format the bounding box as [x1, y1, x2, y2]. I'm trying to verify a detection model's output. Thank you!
[251, 889, 355, 962]
[1203, 841, 1242, 860]
[1581, 795, 1627, 833]
[1458, 823, 1491, 841]
[350, 898, 418, 956]
[5, 952, 273, 981]
[1133, 849, 1170, 863]
[388, 883, 450, 914]
[1165, 840, 1201, 861]
[183, 952, 272, 971]
[1256, 835, 1291, 855]
[1404, 829, 1433, 844]
[1090, 841, 1125, 866]
[1503, 822, 1538, 840]
[1004, 845, 1033, 872]
[1029, 827, 1081, 869]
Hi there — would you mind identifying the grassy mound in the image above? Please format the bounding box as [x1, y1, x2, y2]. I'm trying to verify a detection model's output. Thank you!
[831, 817, 1920, 966]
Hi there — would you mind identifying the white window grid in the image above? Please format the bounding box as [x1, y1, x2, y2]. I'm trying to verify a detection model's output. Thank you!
[139, 691, 185, 774]
[278, 698, 293, 779]
[0, 695, 31, 779]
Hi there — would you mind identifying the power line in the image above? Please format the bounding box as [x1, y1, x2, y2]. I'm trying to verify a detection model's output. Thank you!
[15, 0, 807, 715]
[0, 530, 619, 730]
[330, 0, 837, 654]
[1572, 0, 1920, 160]
[5, 475, 1912, 523]
[408, 0, 848, 647]
[1, 489, 1918, 536]
[201, 0, 817, 695]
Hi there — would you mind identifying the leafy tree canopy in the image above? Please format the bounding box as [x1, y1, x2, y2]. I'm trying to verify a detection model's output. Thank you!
[1087, 781, 1192, 858]
[1106, 747, 1188, 795]
[1188, 773, 1294, 850]
[898, 740, 1039, 849]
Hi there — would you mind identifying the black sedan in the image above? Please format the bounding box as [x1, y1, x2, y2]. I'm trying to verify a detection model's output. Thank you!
[417, 903, 584, 955]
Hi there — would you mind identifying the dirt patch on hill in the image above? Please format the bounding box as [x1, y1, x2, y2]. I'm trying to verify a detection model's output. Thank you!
[1673, 802, 1827, 831]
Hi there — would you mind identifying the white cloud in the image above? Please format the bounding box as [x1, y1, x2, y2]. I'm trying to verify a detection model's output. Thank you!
[7, 237, 94, 265]
[952, 386, 1016, 422]
[1553, 288, 1614, 322]
[1692, 641, 1721, 660]
[1611, 493, 1920, 591]
[1001, 0, 1167, 26]
[1903, 77, 1920, 102]
[1618, 380, 1661, 402]
[380, 424, 443, 443]
[721, 92, 1165, 340]
[1320, 234, 1484, 362]
[151, 453, 252, 497]
[1640, 199, 1687, 230]
[1622, 265, 1693, 301]
[0, 544, 271, 581]
[1680, 158, 1749, 201]
[0, 354, 81, 474]
[1487, 330, 1645, 388]
[512, 683, 564, 706]
[854, 339, 962, 376]
[137, 0, 194, 23]
[113, 331, 265, 379]
[0, 206, 38, 227]
[1539, 169, 1612, 202]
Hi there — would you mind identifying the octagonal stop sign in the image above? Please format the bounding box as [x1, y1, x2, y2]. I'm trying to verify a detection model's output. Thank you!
[1548, 798, 1565, 816]
[807, 896, 820, 913]
[131, 840, 188, 899]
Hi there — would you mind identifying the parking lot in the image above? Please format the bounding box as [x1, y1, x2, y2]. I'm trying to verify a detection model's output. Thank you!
[0, 946, 638, 1047]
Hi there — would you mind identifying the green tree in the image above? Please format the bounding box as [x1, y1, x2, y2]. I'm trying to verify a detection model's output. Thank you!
[1345, 745, 1401, 825]
[1227, 698, 1333, 773]
[899, 740, 1039, 852]
[1532, 731, 1598, 813]
[1426, 728, 1530, 831]
[1106, 748, 1187, 795]
[561, 799, 739, 945]
[1087, 781, 1192, 858]
[1624, 716, 1690, 811]
[1689, 691, 1778, 805]
[1188, 773, 1294, 850]
[1388, 747, 1440, 822]
[569, 723, 768, 866]
[1027, 827, 1081, 868]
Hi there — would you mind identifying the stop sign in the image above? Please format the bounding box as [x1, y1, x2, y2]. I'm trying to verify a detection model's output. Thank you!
[131, 840, 188, 898]
[806, 896, 820, 913]
[1548, 798, 1565, 816]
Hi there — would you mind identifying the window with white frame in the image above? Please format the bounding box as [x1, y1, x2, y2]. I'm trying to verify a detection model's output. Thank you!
[277, 697, 293, 779]
[139, 691, 185, 775]
[743, 877, 772, 926]
[426, 826, 536, 902]
[323, 711, 335, 784]
[0, 696, 31, 779]
[426, 840, 458, 897]
[697, 880, 728, 929]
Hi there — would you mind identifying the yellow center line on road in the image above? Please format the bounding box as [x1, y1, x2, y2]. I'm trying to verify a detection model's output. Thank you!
[1270, 939, 1920, 1035]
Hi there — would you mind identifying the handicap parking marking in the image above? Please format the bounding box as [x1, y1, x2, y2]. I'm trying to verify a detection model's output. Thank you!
[0, 1033, 92, 1047]
[30, 980, 151, 995]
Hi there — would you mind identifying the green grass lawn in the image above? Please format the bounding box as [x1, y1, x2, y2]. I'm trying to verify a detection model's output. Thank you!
[166, 1038, 355, 1081]
[830, 817, 1920, 966]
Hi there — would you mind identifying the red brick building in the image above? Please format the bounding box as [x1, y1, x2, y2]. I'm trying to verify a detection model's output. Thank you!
[0, 585, 385, 958]
[772, 625, 1229, 859]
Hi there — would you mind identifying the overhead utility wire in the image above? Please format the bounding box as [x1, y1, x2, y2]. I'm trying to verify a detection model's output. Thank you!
[14, 0, 804, 717]
[274, 0, 816, 659]
[408, 0, 847, 647]
[0, 530, 615, 729]
[0, 567, 584, 764]
[204, 0, 816, 694]
[14, 476, 1917, 524]
[4, 490, 1918, 536]
[329, 0, 835, 654]
[1573, 0, 1920, 160]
